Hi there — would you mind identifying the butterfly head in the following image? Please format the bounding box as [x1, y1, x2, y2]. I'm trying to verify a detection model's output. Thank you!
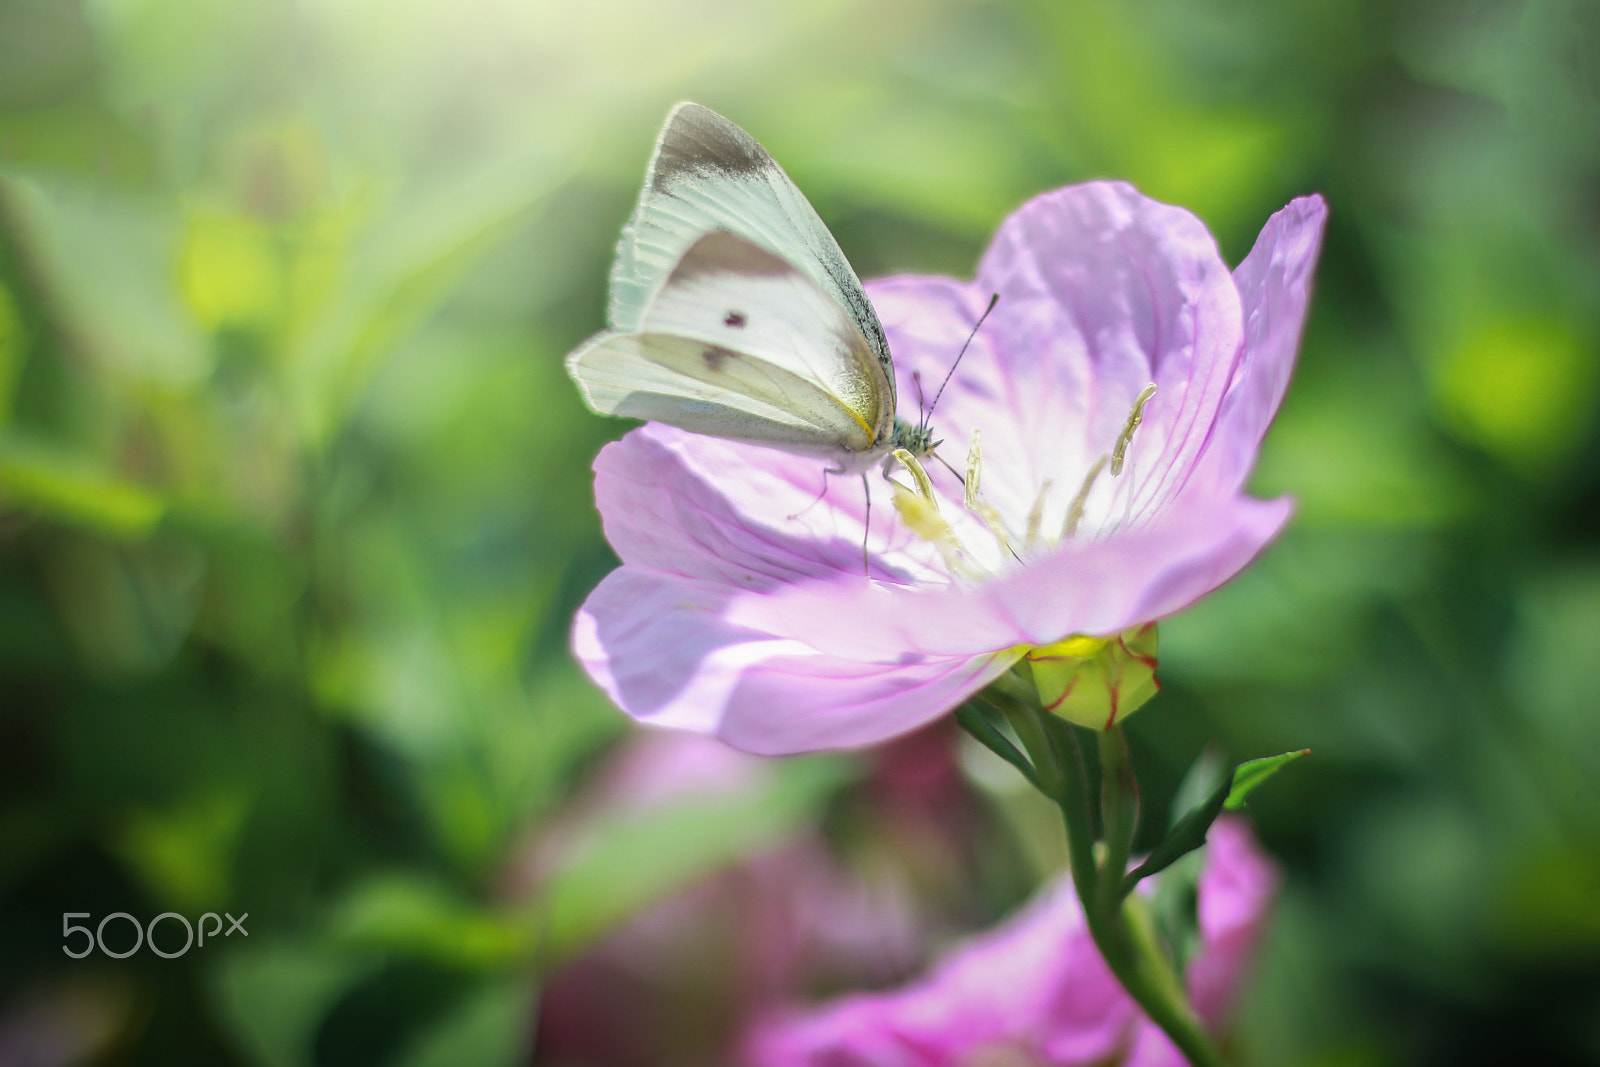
[890, 416, 939, 458]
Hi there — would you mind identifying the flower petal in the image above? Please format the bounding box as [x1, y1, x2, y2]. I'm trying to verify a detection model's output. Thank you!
[728, 493, 1292, 660]
[745, 875, 1136, 1066]
[716, 645, 1020, 755]
[573, 566, 804, 736]
[593, 425, 935, 587]
[1187, 816, 1279, 1024]
[574, 566, 1019, 754]
[966, 182, 1245, 533]
[1197, 195, 1329, 496]
[745, 820, 1279, 1065]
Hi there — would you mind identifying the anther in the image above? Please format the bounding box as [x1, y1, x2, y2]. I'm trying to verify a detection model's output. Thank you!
[963, 430, 982, 513]
[891, 476, 986, 581]
[1111, 383, 1157, 477]
[959, 430, 1022, 562]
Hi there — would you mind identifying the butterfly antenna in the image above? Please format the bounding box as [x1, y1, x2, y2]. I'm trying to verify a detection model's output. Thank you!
[912, 370, 928, 422]
[924, 293, 999, 429]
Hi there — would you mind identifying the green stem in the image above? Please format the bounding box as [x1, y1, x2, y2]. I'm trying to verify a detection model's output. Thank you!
[1097, 726, 1140, 917]
[1007, 700, 1228, 1067]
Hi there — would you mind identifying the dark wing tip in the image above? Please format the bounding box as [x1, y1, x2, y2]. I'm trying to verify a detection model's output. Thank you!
[664, 101, 714, 123]
[651, 102, 773, 189]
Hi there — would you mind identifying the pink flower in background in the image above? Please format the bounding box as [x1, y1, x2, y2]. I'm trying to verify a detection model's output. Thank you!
[743, 818, 1278, 1067]
[574, 183, 1326, 754]
[528, 726, 996, 1067]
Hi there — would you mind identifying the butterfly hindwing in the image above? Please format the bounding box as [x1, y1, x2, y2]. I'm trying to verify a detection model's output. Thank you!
[566, 333, 866, 453]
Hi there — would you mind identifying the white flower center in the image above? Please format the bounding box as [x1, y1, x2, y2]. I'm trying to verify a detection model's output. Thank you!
[890, 382, 1157, 582]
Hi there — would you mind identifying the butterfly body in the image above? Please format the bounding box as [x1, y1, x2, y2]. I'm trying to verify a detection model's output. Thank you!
[567, 103, 923, 476]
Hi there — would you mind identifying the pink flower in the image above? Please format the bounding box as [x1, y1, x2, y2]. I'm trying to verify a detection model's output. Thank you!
[526, 727, 999, 1067]
[742, 818, 1278, 1067]
[574, 182, 1326, 754]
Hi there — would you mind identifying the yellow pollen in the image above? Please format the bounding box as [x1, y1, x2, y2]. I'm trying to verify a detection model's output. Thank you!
[891, 477, 987, 580]
[893, 431, 1028, 579]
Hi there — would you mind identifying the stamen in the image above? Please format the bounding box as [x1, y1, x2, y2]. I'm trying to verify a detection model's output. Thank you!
[890, 448, 938, 508]
[960, 430, 1021, 562]
[1024, 478, 1053, 549]
[890, 481, 987, 581]
[1063, 455, 1108, 539]
[963, 430, 982, 513]
[1110, 383, 1157, 477]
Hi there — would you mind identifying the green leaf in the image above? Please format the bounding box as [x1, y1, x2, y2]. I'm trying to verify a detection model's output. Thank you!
[1144, 747, 1225, 970]
[1224, 749, 1311, 810]
[1122, 748, 1312, 895]
[214, 944, 377, 1067]
[0, 438, 164, 536]
[1126, 748, 1312, 895]
[534, 755, 848, 966]
[0, 280, 21, 424]
[113, 788, 251, 913]
[289, 152, 565, 450]
[326, 875, 533, 971]
[1168, 747, 1229, 830]
[955, 699, 1039, 789]
[395, 975, 539, 1067]
[1122, 766, 1234, 895]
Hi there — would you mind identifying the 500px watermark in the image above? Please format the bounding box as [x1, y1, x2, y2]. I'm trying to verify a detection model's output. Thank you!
[62, 912, 247, 959]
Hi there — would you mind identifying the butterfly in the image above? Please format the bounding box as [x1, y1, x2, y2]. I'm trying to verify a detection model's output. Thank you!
[565, 103, 993, 576]
[568, 101, 944, 461]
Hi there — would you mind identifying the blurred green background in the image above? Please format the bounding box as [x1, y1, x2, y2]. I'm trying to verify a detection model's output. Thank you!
[2, 0, 1598, 1063]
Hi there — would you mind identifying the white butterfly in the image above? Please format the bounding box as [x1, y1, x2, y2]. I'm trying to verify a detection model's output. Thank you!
[565, 102, 937, 478]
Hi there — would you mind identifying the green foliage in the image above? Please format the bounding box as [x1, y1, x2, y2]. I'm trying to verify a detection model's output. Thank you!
[1122, 755, 1234, 893]
[955, 699, 1041, 791]
[3, 0, 1600, 1063]
[1224, 749, 1311, 811]
[532, 755, 849, 966]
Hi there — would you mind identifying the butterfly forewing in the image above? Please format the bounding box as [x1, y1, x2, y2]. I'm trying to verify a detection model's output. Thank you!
[609, 103, 895, 413]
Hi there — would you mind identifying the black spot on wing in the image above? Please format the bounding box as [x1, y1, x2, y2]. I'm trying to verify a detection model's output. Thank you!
[652, 103, 773, 189]
[724, 311, 747, 329]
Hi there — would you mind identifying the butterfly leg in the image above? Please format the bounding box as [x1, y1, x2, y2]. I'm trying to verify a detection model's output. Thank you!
[787, 467, 837, 521]
[861, 472, 871, 577]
